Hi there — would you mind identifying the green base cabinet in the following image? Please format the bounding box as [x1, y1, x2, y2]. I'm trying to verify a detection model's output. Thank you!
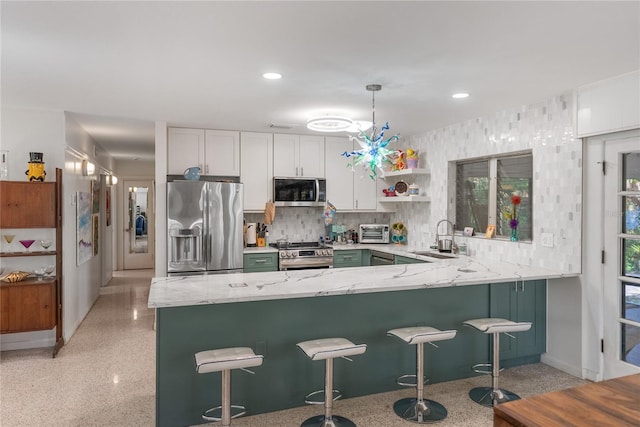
[244, 253, 278, 273]
[489, 280, 547, 361]
[394, 255, 426, 265]
[333, 250, 365, 268]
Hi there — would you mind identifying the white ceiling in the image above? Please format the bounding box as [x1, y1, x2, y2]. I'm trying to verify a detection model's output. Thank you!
[2, 1, 639, 161]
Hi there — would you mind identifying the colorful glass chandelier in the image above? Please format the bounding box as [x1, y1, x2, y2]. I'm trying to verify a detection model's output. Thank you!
[342, 84, 399, 179]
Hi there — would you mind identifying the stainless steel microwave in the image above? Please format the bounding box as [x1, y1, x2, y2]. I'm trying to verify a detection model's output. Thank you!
[273, 178, 326, 207]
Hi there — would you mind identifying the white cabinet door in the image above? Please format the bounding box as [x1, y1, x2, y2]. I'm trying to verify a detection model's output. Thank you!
[324, 137, 354, 210]
[241, 132, 273, 211]
[353, 171, 378, 210]
[204, 130, 240, 176]
[167, 128, 205, 175]
[299, 135, 325, 178]
[273, 134, 299, 177]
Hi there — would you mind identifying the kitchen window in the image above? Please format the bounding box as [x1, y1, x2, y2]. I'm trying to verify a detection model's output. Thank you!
[455, 152, 533, 240]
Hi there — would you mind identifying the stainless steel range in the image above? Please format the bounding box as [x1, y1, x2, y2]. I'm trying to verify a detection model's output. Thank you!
[275, 242, 333, 271]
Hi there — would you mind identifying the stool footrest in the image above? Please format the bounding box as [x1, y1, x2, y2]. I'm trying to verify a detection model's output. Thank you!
[202, 404, 246, 421]
[471, 363, 504, 375]
[304, 389, 342, 405]
[396, 374, 428, 388]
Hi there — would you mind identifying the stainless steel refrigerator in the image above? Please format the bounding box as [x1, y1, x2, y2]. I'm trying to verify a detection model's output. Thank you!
[167, 181, 243, 275]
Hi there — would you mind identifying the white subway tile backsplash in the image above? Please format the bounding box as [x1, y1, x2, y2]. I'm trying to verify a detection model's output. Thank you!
[400, 92, 581, 273]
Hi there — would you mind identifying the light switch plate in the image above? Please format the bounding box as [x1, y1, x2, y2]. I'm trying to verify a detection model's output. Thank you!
[541, 232, 553, 248]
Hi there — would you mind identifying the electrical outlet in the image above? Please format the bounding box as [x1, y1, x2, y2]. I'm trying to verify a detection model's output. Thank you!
[541, 232, 553, 248]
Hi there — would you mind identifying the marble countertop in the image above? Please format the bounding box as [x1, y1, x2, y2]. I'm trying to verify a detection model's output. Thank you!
[149, 252, 576, 309]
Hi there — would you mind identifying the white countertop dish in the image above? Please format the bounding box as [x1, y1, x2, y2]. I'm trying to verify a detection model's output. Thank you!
[149, 247, 575, 309]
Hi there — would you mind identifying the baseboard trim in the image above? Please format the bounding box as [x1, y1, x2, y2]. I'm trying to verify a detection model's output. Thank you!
[541, 353, 583, 378]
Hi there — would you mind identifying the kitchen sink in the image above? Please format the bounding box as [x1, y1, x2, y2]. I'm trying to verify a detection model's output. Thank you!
[410, 251, 456, 259]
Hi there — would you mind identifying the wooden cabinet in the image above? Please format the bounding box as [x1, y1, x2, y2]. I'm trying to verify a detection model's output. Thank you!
[0, 170, 63, 356]
[5, 281, 56, 332]
[240, 132, 273, 211]
[324, 137, 378, 211]
[273, 134, 325, 178]
[167, 128, 240, 176]
[490, 280, 547, 360]
[244, 252, 278, 273]
[0, 181, 55, 227]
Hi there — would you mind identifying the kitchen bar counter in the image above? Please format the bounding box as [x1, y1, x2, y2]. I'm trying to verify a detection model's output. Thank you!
[149, 255, 574, 309]
[150, 255, 575, 427]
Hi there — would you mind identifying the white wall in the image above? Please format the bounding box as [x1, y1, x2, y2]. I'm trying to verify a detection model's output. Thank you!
[63, 114, 115, 339]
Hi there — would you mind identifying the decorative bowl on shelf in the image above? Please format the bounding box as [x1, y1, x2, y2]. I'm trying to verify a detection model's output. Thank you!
[40, 240, 52, 250]
[34, 267, 46, 280]
[19, 239, 36, 251]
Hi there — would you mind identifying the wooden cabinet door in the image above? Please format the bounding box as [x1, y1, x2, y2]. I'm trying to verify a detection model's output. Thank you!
[167, 128, 205, 175]
[0, 181, 55, 227]
[298, 136, 325, 178]
[324, 137, 354, 210]
[241, 132, 273, 211]
[204, 130, 240, 176]
[273, 134, 299, 177]
[1, 287, 9, 332]
[8, 283, 56, 332]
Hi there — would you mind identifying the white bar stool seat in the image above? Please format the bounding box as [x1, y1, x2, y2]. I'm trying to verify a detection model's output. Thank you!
[387, 326, 457, 423]
[297, 338, 367, 427]
[463, 317, 532, 407]
[195, 347, 263, 427]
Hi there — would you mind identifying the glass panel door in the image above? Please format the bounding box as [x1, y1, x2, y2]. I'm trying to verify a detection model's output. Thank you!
[604, 137, 640, 378]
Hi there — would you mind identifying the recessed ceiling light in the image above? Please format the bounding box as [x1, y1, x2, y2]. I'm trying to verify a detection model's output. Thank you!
[263, 72, 282, 80]
[307, 116, 353, 132]
[452, 92, 469, 99]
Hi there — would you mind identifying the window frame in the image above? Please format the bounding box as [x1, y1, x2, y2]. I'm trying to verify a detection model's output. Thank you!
[453, 150, 533, 241]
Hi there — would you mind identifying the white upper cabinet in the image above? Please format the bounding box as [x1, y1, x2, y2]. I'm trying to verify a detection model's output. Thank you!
[324, 137, 354, 210]
[167, 128, 240, 176]
[273, 134, 325, 178]
[576, 70, 640, 137]
[204, 130, 240, 176]
[167, 128, 205, 175]
[241, 132, 273, 211]
[324, 136, 378, 211]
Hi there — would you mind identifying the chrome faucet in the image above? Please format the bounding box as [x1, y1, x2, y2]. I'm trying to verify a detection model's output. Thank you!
[435, 219, 457, 253]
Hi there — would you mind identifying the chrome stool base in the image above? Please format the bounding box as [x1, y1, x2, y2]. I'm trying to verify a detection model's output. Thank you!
[393, 397, 448, 423]
[301, 415, 357, 427]
[468, 386, 521, 407]
[202, 404, 246, 422]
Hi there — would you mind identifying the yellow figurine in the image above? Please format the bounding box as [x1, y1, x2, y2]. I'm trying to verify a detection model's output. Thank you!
[25, 152, 46, 181]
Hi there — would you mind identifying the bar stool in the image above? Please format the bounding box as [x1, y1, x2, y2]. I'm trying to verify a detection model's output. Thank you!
[463, 318, 532, 407]
[387, 326, 457, 423]
[297, 338, 367, 427]
[194, 347, 264, 427]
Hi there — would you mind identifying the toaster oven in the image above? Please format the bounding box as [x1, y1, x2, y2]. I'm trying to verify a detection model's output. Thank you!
[358, 224, 390, 244]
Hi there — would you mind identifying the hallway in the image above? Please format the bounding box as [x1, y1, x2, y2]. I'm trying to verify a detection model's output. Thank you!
[1, 270, 587, 426]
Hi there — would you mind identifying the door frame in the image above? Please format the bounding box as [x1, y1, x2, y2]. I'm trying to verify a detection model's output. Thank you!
[122, 179, 155, 270]
[603, 134, 640, 379]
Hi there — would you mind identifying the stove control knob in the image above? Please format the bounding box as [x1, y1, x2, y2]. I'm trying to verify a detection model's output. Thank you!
[279, 252, 285, 258]
[287, 251, 293, 258]
[292, 252, 297, 257]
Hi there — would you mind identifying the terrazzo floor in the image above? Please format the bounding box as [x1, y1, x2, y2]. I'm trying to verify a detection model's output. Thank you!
[1, 269, 588, 426]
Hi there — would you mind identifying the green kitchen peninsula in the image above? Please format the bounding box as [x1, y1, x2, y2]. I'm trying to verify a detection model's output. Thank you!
[149, 257, 573, 427]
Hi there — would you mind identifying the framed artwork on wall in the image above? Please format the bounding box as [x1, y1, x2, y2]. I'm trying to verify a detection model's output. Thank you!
[76, 192, 92, 265]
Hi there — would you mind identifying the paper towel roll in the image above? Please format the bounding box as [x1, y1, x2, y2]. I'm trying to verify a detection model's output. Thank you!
[246, 223, 257, 246]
